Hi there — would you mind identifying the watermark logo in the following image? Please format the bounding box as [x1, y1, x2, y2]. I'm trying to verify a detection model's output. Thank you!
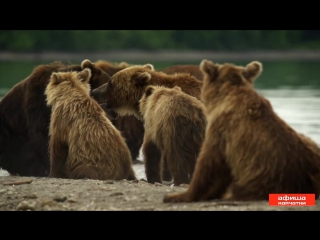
[269, 194, 315, 206]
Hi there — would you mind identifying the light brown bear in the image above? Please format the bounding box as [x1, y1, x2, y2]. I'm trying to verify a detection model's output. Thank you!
[163, 59, 320, 202]
[91, 64, 203, 183]
[139, 85, 207, 185]
[45, 68, 136, 181]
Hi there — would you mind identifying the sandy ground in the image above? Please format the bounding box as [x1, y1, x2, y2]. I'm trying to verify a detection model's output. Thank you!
[1, 154, 320, 211]
[0, 174, 319, 211]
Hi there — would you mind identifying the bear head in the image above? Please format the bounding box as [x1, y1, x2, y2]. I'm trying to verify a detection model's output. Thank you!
[91, 63, 155, 120]
[199, 59, 263, 107]
[139, 85, 182, 116]
[45, 68, 92, 107]
[80, 59, 111, 90]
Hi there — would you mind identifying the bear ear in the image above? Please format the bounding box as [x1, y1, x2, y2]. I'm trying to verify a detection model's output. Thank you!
[200, 59, 218, 81]
[243, 61, 263, 83]
[173, 86, 182, 91]
[142, 64, 154, 71]
[132, 71, 152, 86]
[81, 59, 95, 69]
[77, 68, 92, 83]
[145, 85, 155, 98]
[81, 59, 102, 76]
[50, 72, 62, 84]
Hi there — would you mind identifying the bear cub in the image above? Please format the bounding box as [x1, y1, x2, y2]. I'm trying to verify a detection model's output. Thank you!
[139, 85, 207, 185]
[45, 68, 136, 181]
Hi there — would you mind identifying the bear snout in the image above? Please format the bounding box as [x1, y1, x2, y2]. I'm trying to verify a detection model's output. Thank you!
[90, 88, 96, 96]
[91, 84, 109, 103]
[91, 88, 100, 100]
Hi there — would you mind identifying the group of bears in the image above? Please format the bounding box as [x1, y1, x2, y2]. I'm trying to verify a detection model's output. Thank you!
[0, 57, 320, 203]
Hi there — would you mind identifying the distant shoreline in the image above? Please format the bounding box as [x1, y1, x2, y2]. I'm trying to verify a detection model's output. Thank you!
[1, 50, 320, 62]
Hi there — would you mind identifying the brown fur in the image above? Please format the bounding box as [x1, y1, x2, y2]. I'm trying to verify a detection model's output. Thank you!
[163, 59, 320, 203]
[139, 86, 207, 185]
[95, 60, 131, 77]
[299, 134, 320, 155]
[94, 60, 144, 164]
[91, 64, 203, 182]
[45, 68, 136, 180]
[161, 64, 204, 80]
[0, 59, 110, 177]
[91, 64, 203, 121]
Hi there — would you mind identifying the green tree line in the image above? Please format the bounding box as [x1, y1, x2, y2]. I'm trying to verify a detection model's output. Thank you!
[0, 30, 320, 52]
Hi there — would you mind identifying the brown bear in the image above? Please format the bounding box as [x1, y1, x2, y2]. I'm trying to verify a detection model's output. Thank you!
[160, 64, 204, 80]
[163, 59, 320, 203]
[45, 68, 136, 180]
[91, 64, 203, 183]
[0, 59, 110, 177]
[94, 60, 144, 165]
[139, 85, 207, 185]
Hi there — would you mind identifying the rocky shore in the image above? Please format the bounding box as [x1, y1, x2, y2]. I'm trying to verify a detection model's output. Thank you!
[0, 175, 319, 211]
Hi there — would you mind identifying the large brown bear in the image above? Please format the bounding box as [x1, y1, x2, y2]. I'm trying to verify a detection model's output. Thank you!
[94, 60, 144, 164]
[160, 64, 204, 80]
[45, 68, 136, 180]
[91, 64, 203, 183]
[139, 85, 207, 185]
[0, 59, 110, 177]
[163, 59, 320, 203]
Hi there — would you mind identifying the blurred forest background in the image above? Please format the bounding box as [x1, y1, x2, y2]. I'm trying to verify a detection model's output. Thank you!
[1, 30, 320, 52]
